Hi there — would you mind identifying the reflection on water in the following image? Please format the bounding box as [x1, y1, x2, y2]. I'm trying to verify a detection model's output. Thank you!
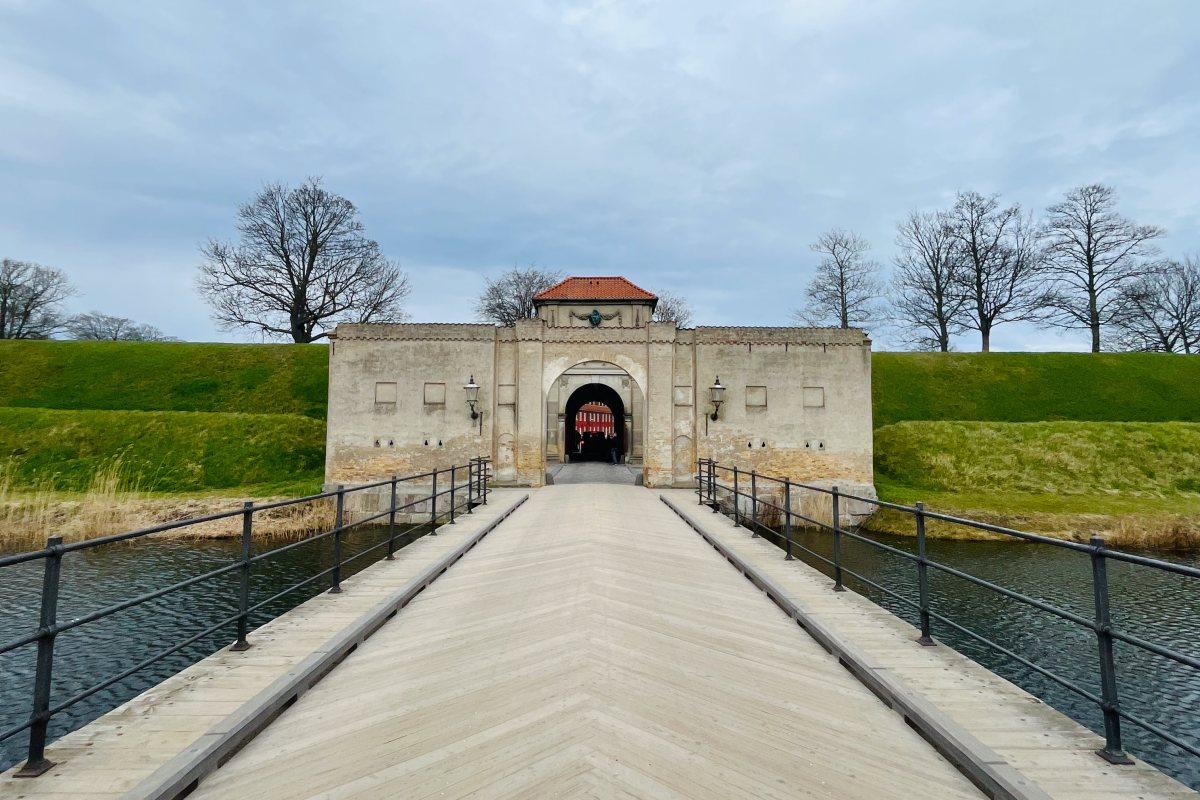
[762, 519, 1200, 789]
[0, 523, 428, 771]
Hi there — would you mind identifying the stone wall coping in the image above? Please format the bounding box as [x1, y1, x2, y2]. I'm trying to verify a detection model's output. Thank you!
[333, 321, 869, 346]
[332, 322, 498, 342]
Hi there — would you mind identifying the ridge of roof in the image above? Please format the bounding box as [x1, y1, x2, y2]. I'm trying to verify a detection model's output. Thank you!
[533, 276, 658, 302]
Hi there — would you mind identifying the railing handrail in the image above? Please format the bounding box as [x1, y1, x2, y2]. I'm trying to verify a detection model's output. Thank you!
[0, 457, 491, 777]
[695, 457, 1200, 770]
[695, 458, 1200, 576]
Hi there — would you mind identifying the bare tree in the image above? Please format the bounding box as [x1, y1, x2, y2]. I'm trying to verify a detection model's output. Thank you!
[651, 291, 694, 327]
[1112, 257, 1200, 353]
[792, 229, 882, 329]
[1041, 184, 1163, 352]
[891, 210, 967, 351]
[66, 311, 176, 342]
[0, 258, 73, 339]
[948, 192, 1046, 352]
[475, 265, 563, 326]
[197, 178, 409, 343]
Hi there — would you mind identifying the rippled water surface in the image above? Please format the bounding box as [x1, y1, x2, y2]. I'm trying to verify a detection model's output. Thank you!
[0, 523, 427, 772]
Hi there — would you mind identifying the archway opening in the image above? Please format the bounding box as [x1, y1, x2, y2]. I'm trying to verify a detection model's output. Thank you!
[565, 383, 626, 463]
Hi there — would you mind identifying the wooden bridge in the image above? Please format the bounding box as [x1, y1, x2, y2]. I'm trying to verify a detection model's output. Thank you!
[1, 482, 1196, 799]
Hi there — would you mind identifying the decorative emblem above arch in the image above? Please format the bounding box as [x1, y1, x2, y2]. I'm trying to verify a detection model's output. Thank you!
[570, 308, 618, 327]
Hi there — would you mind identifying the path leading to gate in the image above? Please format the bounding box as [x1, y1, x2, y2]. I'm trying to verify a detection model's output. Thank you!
[547, 462, 640, 484]
[187, 484, 982, 800]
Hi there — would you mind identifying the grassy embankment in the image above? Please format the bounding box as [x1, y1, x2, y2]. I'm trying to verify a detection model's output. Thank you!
[870, 353, 1200, 549]
[0, 341, 329, 546]
[3, 342, 1200, 549]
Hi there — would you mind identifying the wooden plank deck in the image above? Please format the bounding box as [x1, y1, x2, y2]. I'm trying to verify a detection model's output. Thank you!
[660, 490, 1198, 800]
[187, 484, 985, 800]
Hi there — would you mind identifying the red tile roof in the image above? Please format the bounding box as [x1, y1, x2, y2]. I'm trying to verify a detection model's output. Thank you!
[533, 276, 657, 302]
[578, 402, 613, 415]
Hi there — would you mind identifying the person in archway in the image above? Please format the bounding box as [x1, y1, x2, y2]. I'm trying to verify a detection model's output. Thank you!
[608, 433, 618, 465]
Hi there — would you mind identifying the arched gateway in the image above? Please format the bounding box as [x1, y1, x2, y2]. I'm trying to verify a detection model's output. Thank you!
[545, 362, 645, 465]
[324, 275, 875, 494]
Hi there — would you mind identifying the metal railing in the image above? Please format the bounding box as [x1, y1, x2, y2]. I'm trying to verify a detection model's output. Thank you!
[696, 457, 1200, 769]
[0, 457, 491, 777]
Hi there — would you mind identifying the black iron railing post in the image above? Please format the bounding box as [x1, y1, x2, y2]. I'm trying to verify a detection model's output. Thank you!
[467, 459, 475, 513]
[709, 460, 718, 512]
[429, 469, 439, 534]
[231, 502, 253, 651]
[915, 502, 934, 646]
[1090, 534, 1132, 764]
[330, 486, 344, 594]
[750, 471, 758, 537]
[831, 486, 845, 592]
[449, 466, 457, 524]
[15, 536, 63, 777]
[783, 480, 794, 561]
[732, 466, 740, 526]
[482, 459, 489, 504]
[386, 475, 398, 560]
[698, 458, 705, 505]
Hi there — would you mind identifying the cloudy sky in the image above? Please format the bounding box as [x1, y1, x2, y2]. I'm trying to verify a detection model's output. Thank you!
[2, 1, 1198, 349]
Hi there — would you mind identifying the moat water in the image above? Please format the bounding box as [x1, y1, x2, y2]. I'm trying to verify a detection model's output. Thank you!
[0, 523, 424, 773]
[1, 515, 1198, 788]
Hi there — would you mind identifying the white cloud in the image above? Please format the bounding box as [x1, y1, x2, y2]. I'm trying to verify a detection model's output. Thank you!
[0, 0, 1197, 349]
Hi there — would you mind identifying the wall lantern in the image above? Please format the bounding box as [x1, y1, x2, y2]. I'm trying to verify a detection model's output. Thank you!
[464, 375, 481, 419]
[709, 376, 725, 421]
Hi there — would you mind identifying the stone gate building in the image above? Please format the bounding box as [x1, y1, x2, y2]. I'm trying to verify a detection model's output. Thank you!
[325, 276, 873, 494]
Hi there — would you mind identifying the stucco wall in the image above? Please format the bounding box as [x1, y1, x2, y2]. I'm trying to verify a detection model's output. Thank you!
[325, 324, 494, 484]
[327, 316, 873, 494]
[535, 300, 655, 328]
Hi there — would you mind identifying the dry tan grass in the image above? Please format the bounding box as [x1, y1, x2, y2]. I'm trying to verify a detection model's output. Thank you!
[0, 461, 334, 551]
[863, 506, 1200, 553]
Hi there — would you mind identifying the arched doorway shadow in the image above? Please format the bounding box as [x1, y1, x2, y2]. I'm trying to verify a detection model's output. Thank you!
[564, 383, 625, 463]
[544, 359, 644, 468]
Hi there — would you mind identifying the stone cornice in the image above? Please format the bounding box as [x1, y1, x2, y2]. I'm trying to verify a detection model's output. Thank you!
[694, 326, 870, 346]
[330, 322, 869, 347]
[332, 323, 497, 342]
[542, 327, 653, 344]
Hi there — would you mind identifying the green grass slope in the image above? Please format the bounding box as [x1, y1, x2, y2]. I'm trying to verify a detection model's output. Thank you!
[0, 340, 328, 418]
[0, 407, 325, 494]
[876, 421, 1200, 499]
[872, 352, 1200, 427]
[871, 421, 1200, 547]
